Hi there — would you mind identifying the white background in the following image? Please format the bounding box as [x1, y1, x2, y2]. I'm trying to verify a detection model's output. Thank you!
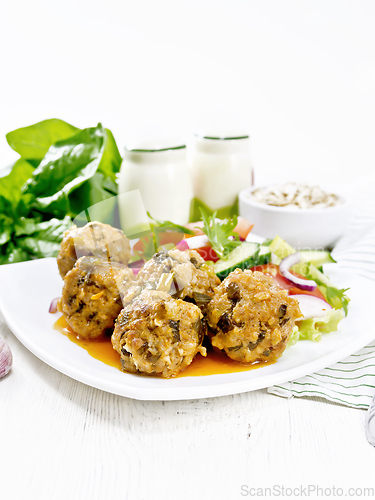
[1, 2, 375, 499]
[1, 0, 375, 185]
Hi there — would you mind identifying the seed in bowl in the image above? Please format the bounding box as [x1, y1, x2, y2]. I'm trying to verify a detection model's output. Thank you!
[250, 183, 342, 209]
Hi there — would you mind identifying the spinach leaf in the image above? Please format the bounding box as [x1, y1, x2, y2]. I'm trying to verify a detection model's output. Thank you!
[69, 173, 117, 226]
[99, 128, 122, 182]
[22, 124, 120, 218]
[0, 220, 12, 245]
[15, 216, 72, 259]
[0, 244, 30, 264]
[1, 119, 121, 266]
[6, 119, 79, 161]
[0, 159, 34, 210]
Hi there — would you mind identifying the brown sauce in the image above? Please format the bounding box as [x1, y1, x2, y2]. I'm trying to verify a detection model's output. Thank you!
[54, 316, 122, 370]
[54, 315, 272, 377]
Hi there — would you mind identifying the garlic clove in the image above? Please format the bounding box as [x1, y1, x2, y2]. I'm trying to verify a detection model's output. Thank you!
[0, 337, 13, 378]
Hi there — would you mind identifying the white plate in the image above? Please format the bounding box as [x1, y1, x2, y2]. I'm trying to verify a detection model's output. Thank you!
[0, 258, 373, 401]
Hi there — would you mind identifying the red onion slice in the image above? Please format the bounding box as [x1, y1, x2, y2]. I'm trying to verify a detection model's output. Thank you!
[289, 294, 332, 320]
[279, 252, 317, 291]
[176, 240, 189, 251]
[49, 297, 60, 314]
[128, 259, 146, 269]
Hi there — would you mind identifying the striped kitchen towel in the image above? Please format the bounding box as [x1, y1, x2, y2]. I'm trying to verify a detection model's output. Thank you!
[268, 174, 375, 409]
[268, 341, 375, 409]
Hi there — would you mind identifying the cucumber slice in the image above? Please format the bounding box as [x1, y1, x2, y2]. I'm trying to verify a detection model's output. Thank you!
[269, 235, 296, 260]
[299, 250, 336, 266]
[258, 245, 272, 265]
[269, 237, 336, 266]
[214, 242, 260, 279]
[305, 263, 335, 288]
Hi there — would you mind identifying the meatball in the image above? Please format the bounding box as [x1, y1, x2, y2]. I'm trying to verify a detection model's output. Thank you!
[207, 269, 301, 364]
[57, 221, 131, 278]
[58, 256, 134, 339]
[112, 290, 205, 378]
[122, 248, 220, 310]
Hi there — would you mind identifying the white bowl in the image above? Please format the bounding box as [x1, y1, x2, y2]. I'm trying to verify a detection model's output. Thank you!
[239, 186, 351, 249]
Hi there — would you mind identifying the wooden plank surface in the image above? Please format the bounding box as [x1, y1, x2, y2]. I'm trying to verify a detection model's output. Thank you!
[1, 312, 375, 500]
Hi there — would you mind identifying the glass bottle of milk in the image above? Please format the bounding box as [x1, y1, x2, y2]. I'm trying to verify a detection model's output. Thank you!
[189, 134, 253, 221]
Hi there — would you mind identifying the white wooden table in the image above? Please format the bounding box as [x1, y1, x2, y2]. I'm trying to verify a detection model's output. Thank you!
[1, 1, 375, 496]
[1, 310, 375, 500]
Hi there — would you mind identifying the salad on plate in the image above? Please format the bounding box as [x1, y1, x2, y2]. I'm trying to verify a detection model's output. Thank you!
[51, 209, 349, 379]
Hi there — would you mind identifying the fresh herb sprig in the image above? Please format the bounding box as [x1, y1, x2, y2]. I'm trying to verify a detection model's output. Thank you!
[304, 265, 350, 316]
[147, 212, 194, 252]
[199, 207, 241, 259]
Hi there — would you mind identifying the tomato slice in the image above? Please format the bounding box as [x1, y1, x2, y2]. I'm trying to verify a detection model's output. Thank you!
[195, 245, 219, 263]
[250, 264, 327, 301]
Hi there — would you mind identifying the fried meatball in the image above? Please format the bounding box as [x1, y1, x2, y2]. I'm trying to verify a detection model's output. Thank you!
[58, 256, 134, 339]
[57, 222, 131, 278]
[207, 269, 301, 364]
[122, 248, 220, 309]
[112, 290, 205, 378]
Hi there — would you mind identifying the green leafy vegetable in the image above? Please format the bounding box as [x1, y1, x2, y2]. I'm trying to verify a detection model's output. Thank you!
[286, 325, 300, 347]
[131, 234, 158, 262]
[69, 173, 118, 226]
[0, 120, 122, 266]
[147, 212, 194, 236]
[288, 309, 344, 346]
[0, 158, 34, 211]
[98, 129, 122, 183]
[0, 216, 72, 263]
[0, 244, 29, 265]
[147, 212, 194, 252]
[304, 264, 350, 316]
[22, 123, 120, 218]
[15, 217, 73, 259]
[199, 207, 241, 258]
[6, 119, 79, 161]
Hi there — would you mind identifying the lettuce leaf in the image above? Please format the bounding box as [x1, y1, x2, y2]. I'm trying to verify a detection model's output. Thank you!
[287, 325, 300, 347]
[288, 309, 344, 346]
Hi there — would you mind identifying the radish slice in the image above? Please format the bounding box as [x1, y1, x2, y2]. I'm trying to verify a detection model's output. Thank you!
[49, 297, 60, 314]
[176, 235, 209, 251]
[279, 252, 317, 291]
[289, 294, 332, 320]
